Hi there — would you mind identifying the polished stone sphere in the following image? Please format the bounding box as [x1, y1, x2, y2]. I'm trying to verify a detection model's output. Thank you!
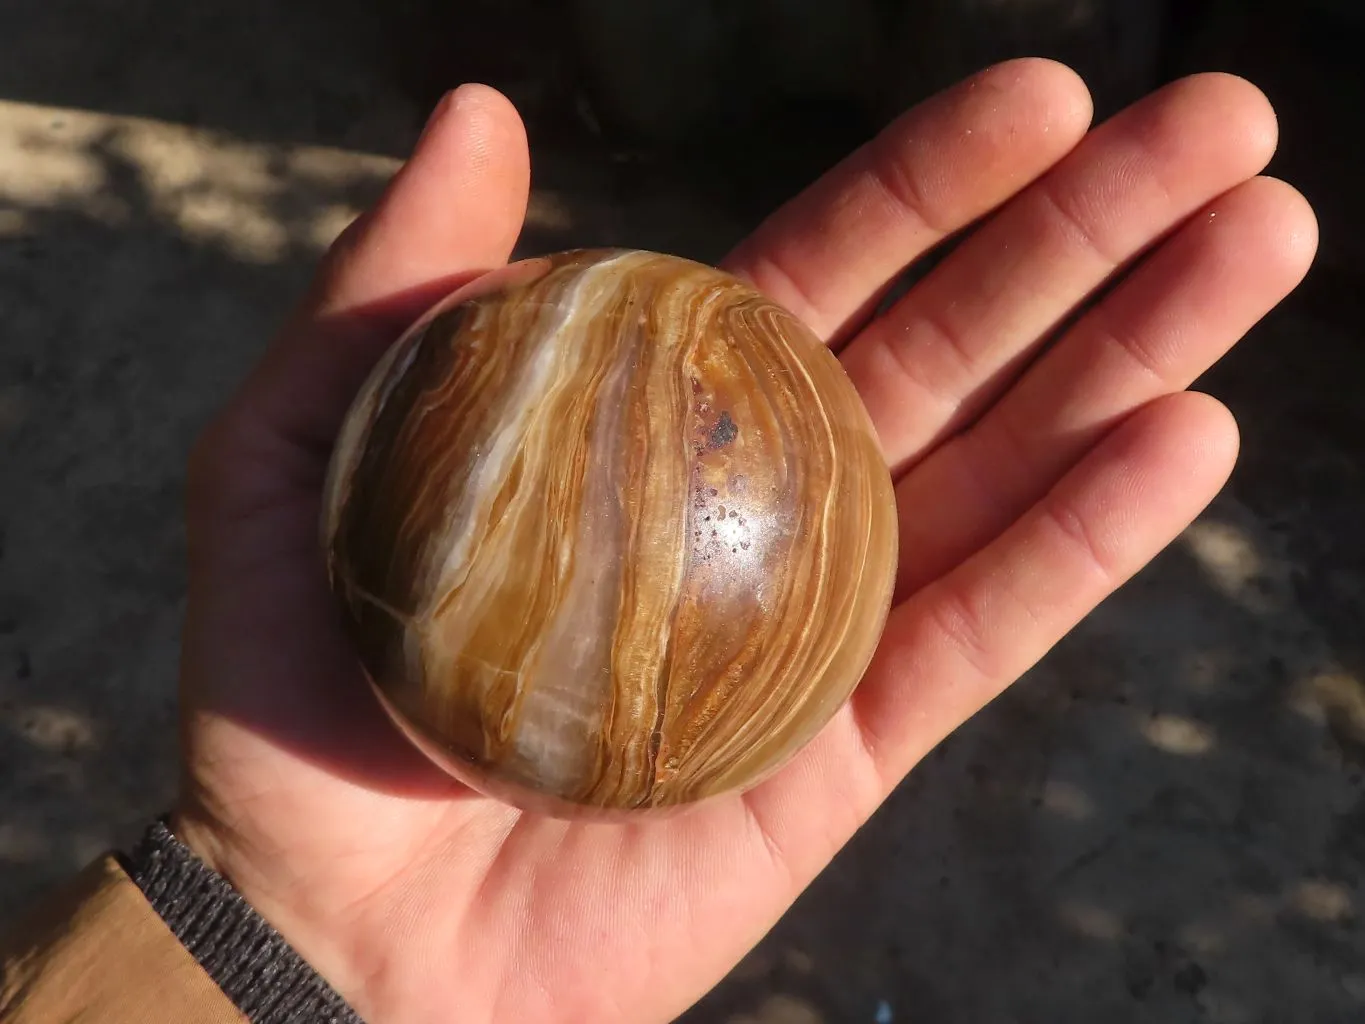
[321, 249, 898, 816]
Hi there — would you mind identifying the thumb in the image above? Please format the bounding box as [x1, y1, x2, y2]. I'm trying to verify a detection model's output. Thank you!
[220, 83, 531, 468]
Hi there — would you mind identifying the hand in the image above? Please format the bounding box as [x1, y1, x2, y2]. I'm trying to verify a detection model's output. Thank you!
[173, 61, 1315, 1023]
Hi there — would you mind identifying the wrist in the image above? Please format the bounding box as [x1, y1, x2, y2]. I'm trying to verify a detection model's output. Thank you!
[122, 814, 369, 1023]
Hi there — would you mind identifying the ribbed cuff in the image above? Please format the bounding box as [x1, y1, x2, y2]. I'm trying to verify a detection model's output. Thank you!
[118, 818, 366, 1024]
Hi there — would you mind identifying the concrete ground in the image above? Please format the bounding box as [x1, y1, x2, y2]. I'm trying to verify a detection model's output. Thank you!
[2, 2, 1363, 1022]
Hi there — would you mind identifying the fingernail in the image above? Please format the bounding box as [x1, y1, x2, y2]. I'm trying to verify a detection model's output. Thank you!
[416, 86, 465, 146]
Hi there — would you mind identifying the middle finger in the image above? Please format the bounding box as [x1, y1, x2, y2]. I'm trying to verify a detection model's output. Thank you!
[840, 73, 1279, 475]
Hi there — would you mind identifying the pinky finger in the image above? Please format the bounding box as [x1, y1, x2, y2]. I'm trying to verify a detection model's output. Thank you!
[853, 391, 1241, 786]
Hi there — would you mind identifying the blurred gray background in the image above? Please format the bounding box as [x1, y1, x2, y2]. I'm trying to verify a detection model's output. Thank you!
[1, 1, 1364, 1021]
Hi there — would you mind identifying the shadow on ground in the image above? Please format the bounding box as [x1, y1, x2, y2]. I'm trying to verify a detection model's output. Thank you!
[1, 1, 1364, 1021]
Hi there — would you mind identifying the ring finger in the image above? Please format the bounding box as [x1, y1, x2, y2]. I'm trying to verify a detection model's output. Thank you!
[893, 174, 1317, 597]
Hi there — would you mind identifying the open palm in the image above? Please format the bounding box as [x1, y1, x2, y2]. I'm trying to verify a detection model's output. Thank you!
[173, 61, 1315, 1023]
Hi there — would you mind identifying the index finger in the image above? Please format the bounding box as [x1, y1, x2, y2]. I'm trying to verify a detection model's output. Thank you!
[722, 58, 1093, 347]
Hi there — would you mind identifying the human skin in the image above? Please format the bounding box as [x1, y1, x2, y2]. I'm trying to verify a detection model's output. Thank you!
[172, 59, 1317, 1023]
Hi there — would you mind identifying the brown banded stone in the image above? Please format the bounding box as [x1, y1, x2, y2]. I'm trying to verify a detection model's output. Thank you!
[322, 249, 897, 815]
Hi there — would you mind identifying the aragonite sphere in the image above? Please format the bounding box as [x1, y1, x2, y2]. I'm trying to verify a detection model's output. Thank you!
[321, 248, 898, 816]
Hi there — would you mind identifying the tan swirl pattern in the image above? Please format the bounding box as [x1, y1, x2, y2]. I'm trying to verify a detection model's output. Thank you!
[322, 249, 898, 813]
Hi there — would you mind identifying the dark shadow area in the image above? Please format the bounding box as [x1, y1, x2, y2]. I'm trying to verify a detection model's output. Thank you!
[1, 1, 1364, 1021]
[0, 0, 424, 154]
[0, 110, 398, 909]
[683, 488, 1365, 1021]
